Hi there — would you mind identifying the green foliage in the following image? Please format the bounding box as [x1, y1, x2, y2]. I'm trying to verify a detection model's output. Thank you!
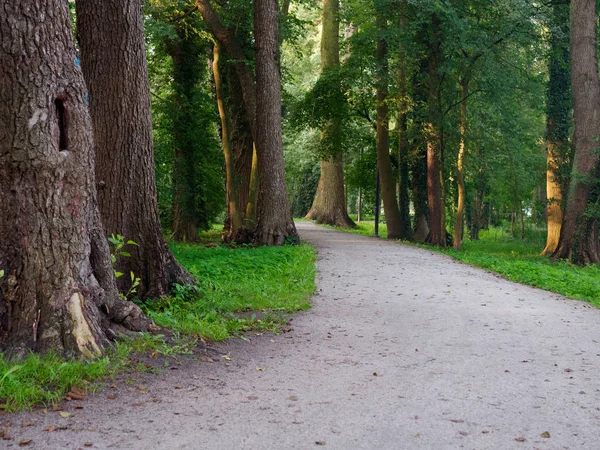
[443, 228, 600, 307]
[143, 243, 317, 340]
[108, 234, 141, 300]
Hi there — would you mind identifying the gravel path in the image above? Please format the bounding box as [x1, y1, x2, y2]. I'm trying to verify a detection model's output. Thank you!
[4, 222, 600, 449]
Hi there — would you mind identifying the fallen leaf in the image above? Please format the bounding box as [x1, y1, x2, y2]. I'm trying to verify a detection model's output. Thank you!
[256, 367, 265, 371]
[415, 348, 419, 352]
[315, 441, 326, 446]
[58, 411, 72, 418]
[74, 404, 84, 409]
[138, 384, 148, 394]
[504, 370, 510, 373]
[564, 368, 573, 373]
[515, 437, 526, 442]
[450, 419, 464, 423]
[18, 439, 31, 446]
[22, 422, 32, 428]
[289, 396, 298, 401]
[84, 442, 93, 447]
[107, 394, 118, 400]
[373, 372, 378, 377]
[175, 385, 183, 390]
[44, 427, 56, 432]
[109, 384, 118, 389]
[131, 402, 143, 407]
[540, 431, 551, 438]
[222, 354, 232, 361]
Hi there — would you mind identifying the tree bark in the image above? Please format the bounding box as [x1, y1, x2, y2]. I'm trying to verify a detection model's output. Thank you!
[453, 77, 468, 250]
[253, 0, 299, 245]
[375, 12, 404, 239]
[305, 0, 355, 228]
[214, 43, 244, 240]
[397, 41, 413, 240]
[76, 0, 192, 298]
[553, 0, 600, 264]
[542, 2, 571, 255]
[0, 0, 150, 356]
[425, 14, 446, 248]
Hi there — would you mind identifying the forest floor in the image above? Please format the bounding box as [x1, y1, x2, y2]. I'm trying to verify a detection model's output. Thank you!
[3, 222, 600, 449]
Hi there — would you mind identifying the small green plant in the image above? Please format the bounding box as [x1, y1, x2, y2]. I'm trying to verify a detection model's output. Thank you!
[108, 234, 141, 299]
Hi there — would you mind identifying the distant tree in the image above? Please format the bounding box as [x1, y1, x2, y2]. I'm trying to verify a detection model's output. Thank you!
[305, 0, 356, 228]
[253, 0, 299, 245]
[0, 0, 150, 356]
[76, 0, 192, 298]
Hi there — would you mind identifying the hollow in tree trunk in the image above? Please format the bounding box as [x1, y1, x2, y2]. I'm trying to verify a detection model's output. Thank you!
[0, 0, 150, 357]
[553, 0, 600, 264]
[76, 0, 192, 298]
[253, 0, 299, 245]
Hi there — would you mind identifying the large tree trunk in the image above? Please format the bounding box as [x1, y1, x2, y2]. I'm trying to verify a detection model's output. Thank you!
[76, 0, 192, 298]
[305, 0, 356, 229]
[424, 14, 446, 248]
[542, 2, 571, 255]
[0, 0, 150, 357]
[253, 0, 298, 245]
[453, 77, 469, 250]
[553, 0, 600, 264]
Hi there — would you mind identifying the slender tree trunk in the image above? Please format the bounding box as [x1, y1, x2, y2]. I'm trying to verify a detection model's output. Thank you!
[375, 12, 403, 239]
[542, 2, 571, 255]
[305, 0, 356, 229]
[453, 77, 469, 250]
[167, 28, 206, 242]
[553, 0, 600, 264]
[397, 61, 412, 239]
[76, 0, 192, 298]
[246, 145, 260, 226]
[0, 0, 150, 356]
[253, 0, 298, 245]
[425, 14, 445, 247]
[214, 43, 244, 239]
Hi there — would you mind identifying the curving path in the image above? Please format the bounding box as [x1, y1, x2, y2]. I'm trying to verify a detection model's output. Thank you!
[5, 222, 600, 449]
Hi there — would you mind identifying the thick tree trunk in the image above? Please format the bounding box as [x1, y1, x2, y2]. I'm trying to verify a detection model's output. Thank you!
[425, 15, 445, 248]
[542, 2, 571, 256]
[0, 0, 150, 357]
[306, 0, 356, 229]
[553, 0, 600, 264]
[253, 0, 298, 245]
[453, 77, 468, 250]
[76, 0, 192, 298]
[375, 13, 403, 240]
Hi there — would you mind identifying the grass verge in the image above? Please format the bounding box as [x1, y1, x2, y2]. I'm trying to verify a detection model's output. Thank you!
[0, 233, 317, 411]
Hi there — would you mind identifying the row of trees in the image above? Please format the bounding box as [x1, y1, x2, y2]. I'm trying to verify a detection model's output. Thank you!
[0, 0, 297, 356]
[284, 0, 600, 264]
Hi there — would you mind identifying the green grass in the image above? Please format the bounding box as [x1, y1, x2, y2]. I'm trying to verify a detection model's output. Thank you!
[441, 228, 600, 307]
[0, 236, 317, 411]
[145, 242, 317, 340]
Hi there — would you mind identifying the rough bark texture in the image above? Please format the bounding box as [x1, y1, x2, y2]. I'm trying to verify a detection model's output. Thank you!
[305, 0, 355, 229]
[542, 2, 571, 256]
[553, 0, 600, 264]
[76, 0, 192, 298]
[424, 15, 445, 248]
[0, 0, 149, 357]
[375, 13, 403, 240]
[253, 0, 298, 245]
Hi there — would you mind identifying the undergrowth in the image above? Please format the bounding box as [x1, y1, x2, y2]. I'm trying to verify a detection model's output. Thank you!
[0, 229, 317, 411]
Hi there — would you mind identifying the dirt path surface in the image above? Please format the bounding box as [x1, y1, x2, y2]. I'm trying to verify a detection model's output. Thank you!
[5, 222, 600, 449]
